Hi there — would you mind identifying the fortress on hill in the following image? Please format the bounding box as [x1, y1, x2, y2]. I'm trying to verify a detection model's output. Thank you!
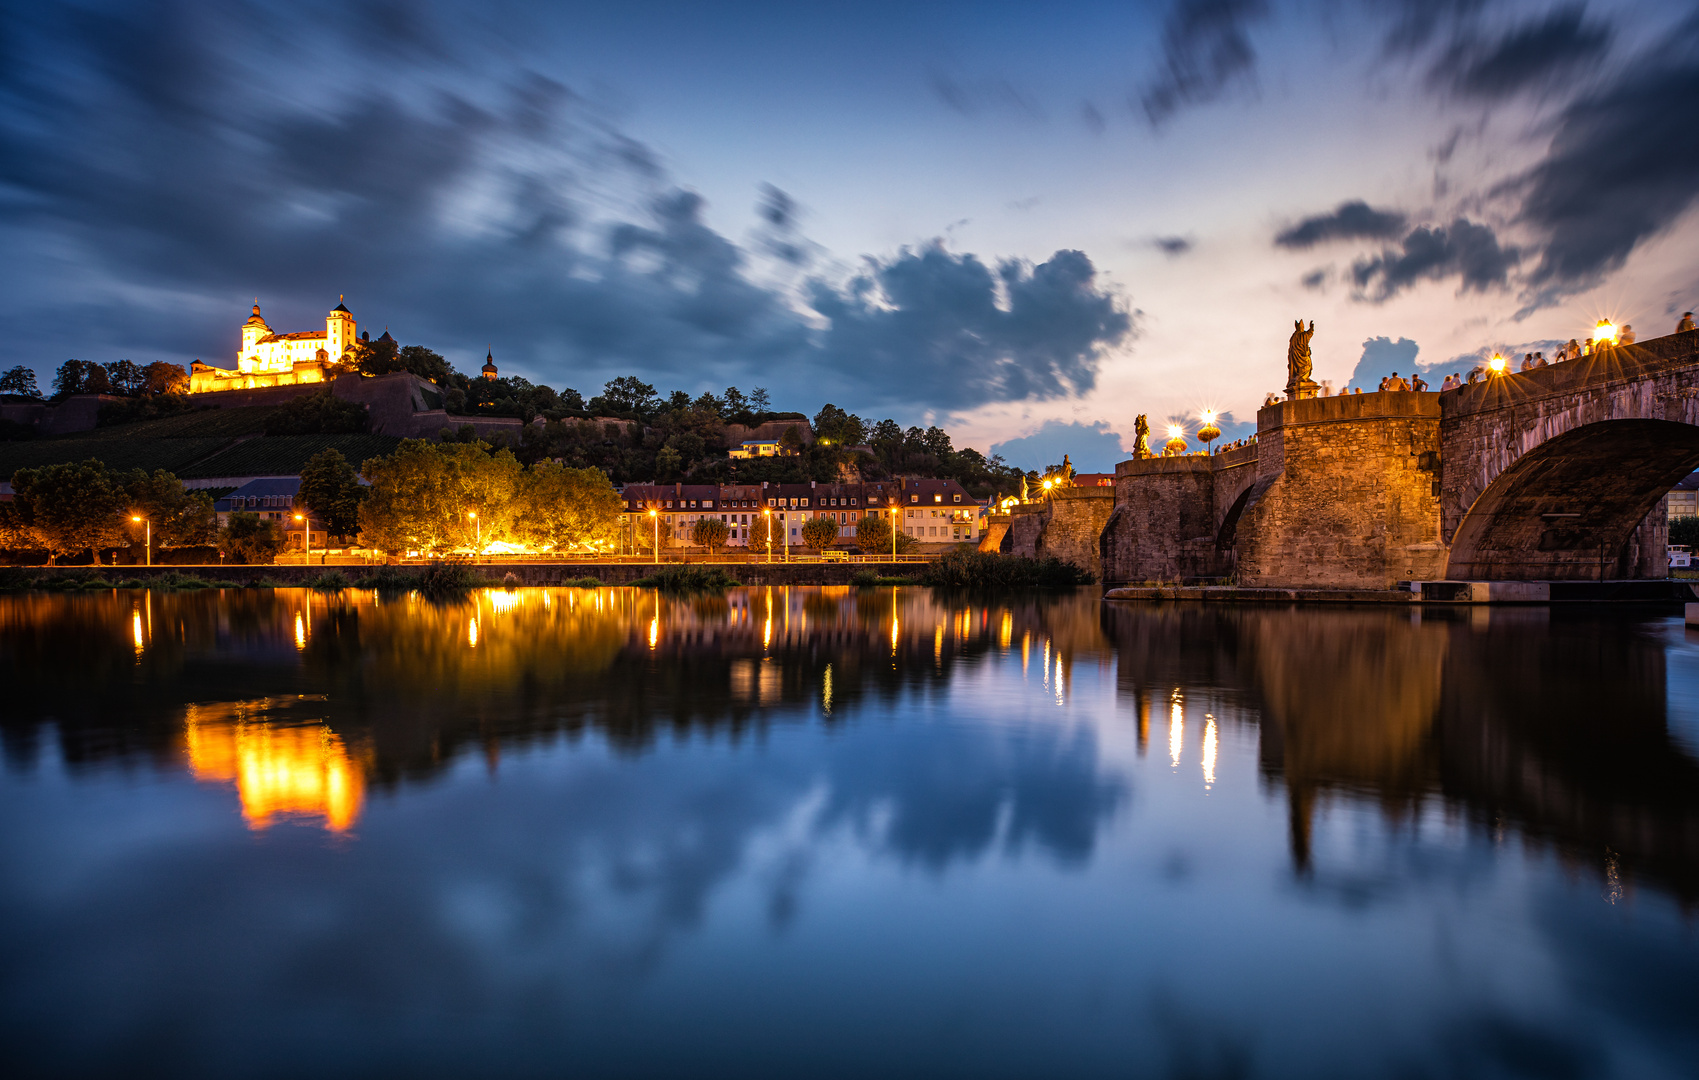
[189, 300, 367, 393]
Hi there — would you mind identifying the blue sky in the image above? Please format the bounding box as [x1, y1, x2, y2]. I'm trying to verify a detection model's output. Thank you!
[4, 0, 1697, 471]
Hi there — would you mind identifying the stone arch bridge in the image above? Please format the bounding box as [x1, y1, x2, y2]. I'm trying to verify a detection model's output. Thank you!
[1083, 328, 1699, 587]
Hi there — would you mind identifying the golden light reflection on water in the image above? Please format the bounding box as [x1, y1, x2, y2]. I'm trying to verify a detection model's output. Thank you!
[132, 610, 143, 653]
[294, 613, 306, 651]
[1169, 694, 1184, 768]
[468, 617, 479, 648]
[1202, 715, 1218, 789]
[184, 703, 365, 833]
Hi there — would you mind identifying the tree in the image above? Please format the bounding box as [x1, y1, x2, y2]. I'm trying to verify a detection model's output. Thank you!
[750, 387, 771, 413]
[141, 362, 189, 396]
[9, 459, 130, 563]
[296, 448, 366, 541]
[516, 463, 625, 553]
[812, 403, 865, 447]
[123, 469, 216, 551]
[594, 376, 660, 418]
[358, 439, 523, 555]
[53, 360, 110, 398]
[222, 513, 283, 564]
[104, 360, 146, 396]
[0, 366, 41, 398]
[397, 345, 453, 383]
[778, 424, 805, 454]
[690, 516, 731, 555]
[855, 513, 917, 555]
[801, 515, 839, 552]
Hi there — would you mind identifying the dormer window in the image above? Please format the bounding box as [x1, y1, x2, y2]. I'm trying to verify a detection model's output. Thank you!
[953, 494, 961, 503]
[934, 495, 942, 503]
[910, 495, 918, 503]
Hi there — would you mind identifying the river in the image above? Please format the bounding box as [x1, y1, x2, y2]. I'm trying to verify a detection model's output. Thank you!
[2, 587, 1697, 1078]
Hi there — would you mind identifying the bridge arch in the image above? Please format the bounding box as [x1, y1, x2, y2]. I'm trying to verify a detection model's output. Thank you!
[1444, 419, 1699, 580]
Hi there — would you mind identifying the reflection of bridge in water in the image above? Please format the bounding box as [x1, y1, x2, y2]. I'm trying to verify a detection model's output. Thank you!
[1105, 603, 1699, 902]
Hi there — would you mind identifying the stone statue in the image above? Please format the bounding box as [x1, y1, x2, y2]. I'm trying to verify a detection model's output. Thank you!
[1060, 454, 1075, 485]
[1133, 414, 1151, 458]
[1019, 474, 1029, 502]
[1286, 319, 1319, 399]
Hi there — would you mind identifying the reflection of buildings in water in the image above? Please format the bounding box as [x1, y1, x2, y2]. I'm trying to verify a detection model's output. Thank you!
[183, 701, 365, 833]
[1105, 604, 1699, 899]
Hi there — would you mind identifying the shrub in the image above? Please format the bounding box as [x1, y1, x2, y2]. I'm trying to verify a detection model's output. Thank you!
[1670, 517, 1699, 548]
[918, 548, 1095, 589]
[418, 562, 482, 596]
[850, 568, 913, 587]
[306, 570, 352, 591]
[351, 567, 420, 592]
[631, 566, 738, 592]
[560, 576, 603, 587]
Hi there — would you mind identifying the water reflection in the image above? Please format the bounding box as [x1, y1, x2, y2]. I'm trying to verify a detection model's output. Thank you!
[183, 701, 364, 832]
[3, 589, 1699, 1076]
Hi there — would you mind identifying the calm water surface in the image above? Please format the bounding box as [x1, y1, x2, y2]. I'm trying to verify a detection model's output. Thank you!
[2, 587, 1698, 1078]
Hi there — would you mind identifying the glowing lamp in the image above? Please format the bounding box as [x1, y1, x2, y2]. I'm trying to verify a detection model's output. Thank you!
[1041, 479, 1053, 490]
[1595, 319, 1617, 345]
[1197, 410, 1221, 450]
[1488, 354, 1506, 374]
[1164, 425, 1189, 456]
[131, 515, 142, 523]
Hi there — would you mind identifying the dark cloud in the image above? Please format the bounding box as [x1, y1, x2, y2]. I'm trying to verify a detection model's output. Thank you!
[1350, 219, 1520, 301]
[1275, 201, 1409, 249]
[1139, 0, 1269, 125]
[1300, 268, 1329, 290]
[1154, 235, 1193, 256]
[0, 1, 1126, 417]
[807, 246, 1130, 411]
[1515, 45, 1699, 291]
[1426, 5, 1611, 101]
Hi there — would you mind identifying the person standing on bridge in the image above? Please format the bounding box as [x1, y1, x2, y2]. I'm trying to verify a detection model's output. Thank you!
[1680, 312, 1695, 333]
[1411, 373, 1428, 392]
[1440, 373, 1460, 391]
[1620, 324, 1636, 345]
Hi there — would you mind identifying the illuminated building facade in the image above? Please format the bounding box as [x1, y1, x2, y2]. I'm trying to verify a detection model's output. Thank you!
[189, 299, 358, 393]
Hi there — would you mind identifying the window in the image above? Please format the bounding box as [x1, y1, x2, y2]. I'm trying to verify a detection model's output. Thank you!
[910, 495, 918, 503]
[850, 498, 857, 506]
[768, 498, 776, 507]
[953, 494, 961, 503]
[801, 499, 809, 507]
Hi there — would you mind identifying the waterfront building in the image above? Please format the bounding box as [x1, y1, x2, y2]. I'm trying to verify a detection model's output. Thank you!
[618, 477, 982, 552]
[1666, 472, 1699, 519]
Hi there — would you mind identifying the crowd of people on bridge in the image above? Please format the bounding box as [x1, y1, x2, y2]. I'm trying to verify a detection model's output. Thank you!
[1260, 313, 1696, 405]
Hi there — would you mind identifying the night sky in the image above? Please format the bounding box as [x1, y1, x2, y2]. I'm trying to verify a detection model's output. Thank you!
[3, 0, 1697, 469]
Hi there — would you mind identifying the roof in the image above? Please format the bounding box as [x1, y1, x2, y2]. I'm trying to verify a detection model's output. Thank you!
[482, 349, 498, 371]
[738, 439, 780, 446]
[331, 301, 351, 314]
[1672, 472, 1699, 492]
[377, 329, 395, 343]
[212, 477, 301, 511]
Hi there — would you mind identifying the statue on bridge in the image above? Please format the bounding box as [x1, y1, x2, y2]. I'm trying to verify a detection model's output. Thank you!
[1286, 319, 1319, 400]
[1133, 414, 1151, 458]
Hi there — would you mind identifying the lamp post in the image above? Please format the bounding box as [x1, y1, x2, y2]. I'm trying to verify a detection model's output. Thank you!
[763, 509, 772, 563]
[131, 515, 149, 567]
[782, 509, 790, 562]
[648, 508, 659, 564]
[294, 512, 310, 566]
[468, 511, 479, 556]
[891, 502, 897, 560]
[1488, 354, 1507, 376]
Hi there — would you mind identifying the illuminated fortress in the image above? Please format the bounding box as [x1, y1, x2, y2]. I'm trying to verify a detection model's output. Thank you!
[189, 299, 358, 393]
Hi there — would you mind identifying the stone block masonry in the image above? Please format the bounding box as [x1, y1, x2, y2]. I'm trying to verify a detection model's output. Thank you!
[1235, 393, 1446, 589]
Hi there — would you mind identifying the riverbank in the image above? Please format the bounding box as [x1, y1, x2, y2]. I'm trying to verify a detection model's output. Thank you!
[0, 561, 934, 588]
[1103, 580, 1699, 604]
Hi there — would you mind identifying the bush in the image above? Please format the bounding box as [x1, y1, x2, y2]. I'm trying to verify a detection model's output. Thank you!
[631, 566, 738, 592]
[561, 576, 604, 587]
[351, 567, 420, 592]
[850, 568, 914, 587]
[418, 562, 482, 596]
[918, 548, 1095, 589]
[306, 570, 352, 591]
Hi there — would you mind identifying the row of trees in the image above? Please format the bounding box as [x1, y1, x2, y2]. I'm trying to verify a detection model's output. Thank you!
[0, 460, 245, 564]
[352, 440, 625, 556]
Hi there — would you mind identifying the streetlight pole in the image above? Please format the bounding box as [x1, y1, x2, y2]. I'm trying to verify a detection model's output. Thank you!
[650, 508, 658, 564]
[468, 511, 479, 557]
[131, 515, 149, 566]
[763, 509, 771, 563]
[294, 512, 310, 565]
[783, 510, 789, 562]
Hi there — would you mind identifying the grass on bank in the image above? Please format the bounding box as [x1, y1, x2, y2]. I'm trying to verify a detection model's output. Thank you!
[918, 548, 1096, 589]
[850, 569, 916, 587]
[630, 566, 739, 592]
